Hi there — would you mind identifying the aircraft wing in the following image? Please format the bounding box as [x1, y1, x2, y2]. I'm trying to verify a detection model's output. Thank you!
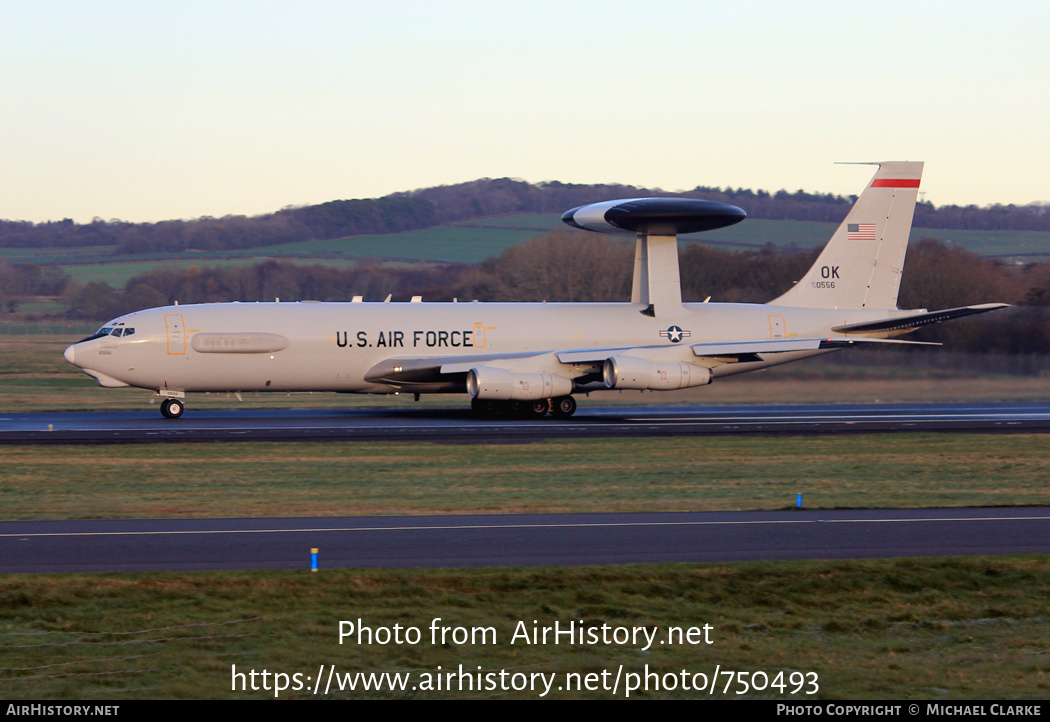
[368, 345, 680, 384]
[558, 337, 939, 365]
[364, 335, 943, 388]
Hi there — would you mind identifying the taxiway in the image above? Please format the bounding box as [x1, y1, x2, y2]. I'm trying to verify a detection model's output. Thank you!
[2, 507, 1048, 573]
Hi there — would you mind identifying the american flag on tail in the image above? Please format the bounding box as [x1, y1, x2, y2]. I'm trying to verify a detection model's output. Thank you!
[847, 223, 877, 241]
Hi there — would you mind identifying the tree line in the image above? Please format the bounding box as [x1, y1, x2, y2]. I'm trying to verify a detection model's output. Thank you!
[45, 232, 1050, 355]
[3, 178, 1048, 253]
[0, 261, 71, 313]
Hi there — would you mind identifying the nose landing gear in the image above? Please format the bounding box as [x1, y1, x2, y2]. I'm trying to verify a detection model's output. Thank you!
[160, 397, 184, 419]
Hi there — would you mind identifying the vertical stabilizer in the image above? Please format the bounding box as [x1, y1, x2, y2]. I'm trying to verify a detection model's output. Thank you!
[770, 161, 923, 310]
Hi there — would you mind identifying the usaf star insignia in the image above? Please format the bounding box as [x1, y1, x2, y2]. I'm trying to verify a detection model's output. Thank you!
[659, 325, 691, 343]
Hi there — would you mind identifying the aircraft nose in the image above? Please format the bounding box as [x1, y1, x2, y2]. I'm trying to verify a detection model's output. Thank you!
[64, 344, 76, 365]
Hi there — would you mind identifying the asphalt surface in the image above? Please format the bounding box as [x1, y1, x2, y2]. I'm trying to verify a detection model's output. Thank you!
[2, 402, 1050, 444]
[3, 508, 1048, 573]
[4, 403, 1047, 573]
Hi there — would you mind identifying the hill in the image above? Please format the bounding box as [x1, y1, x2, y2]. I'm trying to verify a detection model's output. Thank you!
[2, 178, 1049, 256]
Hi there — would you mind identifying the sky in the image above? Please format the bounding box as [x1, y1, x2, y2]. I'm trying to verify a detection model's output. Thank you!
[1, 0, 1048, 223]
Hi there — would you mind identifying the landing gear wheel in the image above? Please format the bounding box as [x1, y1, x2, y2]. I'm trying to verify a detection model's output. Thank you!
[471, 398, 501, 418]
[551, 395, 577, 418]
[521, 399, 550, 419]
[500, 400, 547, 419]
[160, 397, 184, 419]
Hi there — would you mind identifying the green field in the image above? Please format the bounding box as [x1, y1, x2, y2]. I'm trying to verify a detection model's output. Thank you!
[52, 226, 544, 289]
[228, 223, 547, 263]
[0, 245, 120, 265]
[453, 212, 563, 230]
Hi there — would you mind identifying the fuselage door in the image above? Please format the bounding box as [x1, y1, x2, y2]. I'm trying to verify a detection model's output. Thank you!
[165, 314, 186, 355]
[768, 315, 786, 340]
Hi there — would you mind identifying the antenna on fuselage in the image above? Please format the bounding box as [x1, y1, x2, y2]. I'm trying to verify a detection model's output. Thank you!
[561, 197, 746, 318]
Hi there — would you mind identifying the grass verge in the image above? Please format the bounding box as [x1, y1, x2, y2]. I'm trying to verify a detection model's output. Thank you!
[2, 435, 1049, 520]
[2, 557, 1049, 699]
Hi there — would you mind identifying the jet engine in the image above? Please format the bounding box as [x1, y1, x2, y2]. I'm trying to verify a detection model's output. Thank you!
[466, 367, 573, 401]
[603, 356, 712, 391]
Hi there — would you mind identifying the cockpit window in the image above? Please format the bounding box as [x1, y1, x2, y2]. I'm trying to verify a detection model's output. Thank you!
[74, 320, 138, 344]
[74, 327, 115, 344]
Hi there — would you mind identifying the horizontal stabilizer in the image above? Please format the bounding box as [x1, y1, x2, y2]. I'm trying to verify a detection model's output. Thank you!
[831, 304, 1010, 335]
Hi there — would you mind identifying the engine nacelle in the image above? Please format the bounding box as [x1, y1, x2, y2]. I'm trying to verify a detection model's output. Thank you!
[466, 367, 573, 401]
[603, 356, 712, 391]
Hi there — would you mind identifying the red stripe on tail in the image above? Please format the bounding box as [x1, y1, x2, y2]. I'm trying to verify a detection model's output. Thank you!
[871, 179, 921, 188]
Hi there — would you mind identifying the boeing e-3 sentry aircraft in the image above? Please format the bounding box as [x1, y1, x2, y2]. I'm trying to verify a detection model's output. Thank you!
[64, 161, 1008, 419]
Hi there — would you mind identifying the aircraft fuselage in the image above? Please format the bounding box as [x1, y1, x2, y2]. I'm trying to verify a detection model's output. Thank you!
[64, 300, 909, 395]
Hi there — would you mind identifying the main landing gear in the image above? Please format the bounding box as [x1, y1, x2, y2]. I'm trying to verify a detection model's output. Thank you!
[471, 395, 577, 419]
[160, 397, 184, 419]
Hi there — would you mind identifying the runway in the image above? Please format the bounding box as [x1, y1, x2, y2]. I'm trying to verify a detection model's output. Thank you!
[3, 507, 1048, 573]
[2, 402, 1050, 444]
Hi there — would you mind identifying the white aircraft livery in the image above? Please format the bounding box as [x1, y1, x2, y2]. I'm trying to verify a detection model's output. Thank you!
[64, 162, 1008, 419]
